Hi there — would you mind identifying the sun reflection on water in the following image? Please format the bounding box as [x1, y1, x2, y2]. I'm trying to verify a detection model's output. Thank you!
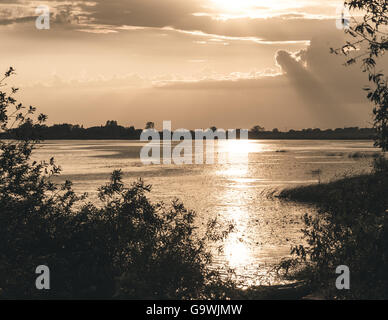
[224, 232, 251, 268]
[215, 140, 261, 177]
[218, 176, 255, 275]
[217, 139, 262, 155]
[213, 141, 270, 279]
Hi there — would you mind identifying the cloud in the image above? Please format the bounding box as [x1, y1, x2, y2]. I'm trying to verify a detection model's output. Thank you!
[156, 30, 387, 128]
[154, 69, 283, 90]
[0, 15, 34, 25]
[1, 1, 382, 130]
[0, 0, 344, 42]
[275, 49, 344, 123]
[24, 73, 149, 89]
[160, 26, 311, 46]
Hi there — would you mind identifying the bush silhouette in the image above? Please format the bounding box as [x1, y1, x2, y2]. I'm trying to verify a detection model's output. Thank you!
[278, 156, 388, 299]
[0, 68, 232, 299]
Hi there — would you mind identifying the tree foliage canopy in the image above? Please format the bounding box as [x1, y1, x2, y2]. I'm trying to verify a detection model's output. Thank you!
[333, 0, 388, 150]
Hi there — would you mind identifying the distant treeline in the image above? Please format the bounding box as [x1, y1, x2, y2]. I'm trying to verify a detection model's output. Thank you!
[1, 121, 143, 140]
[0, 120, 376, 140]
[249, 127, 376, 140]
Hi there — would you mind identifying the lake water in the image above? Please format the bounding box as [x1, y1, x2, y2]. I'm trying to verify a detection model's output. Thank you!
[32, 139, 379, 285]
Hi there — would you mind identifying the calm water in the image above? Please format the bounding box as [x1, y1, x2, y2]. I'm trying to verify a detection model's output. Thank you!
[33, 139, 379, 285]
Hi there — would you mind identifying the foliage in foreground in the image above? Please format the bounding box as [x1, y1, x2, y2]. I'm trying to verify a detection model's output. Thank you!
[334, 0, 387, 151]
[0, 68, 234, 299]
[278, 156, 388, 299]
[291, 1, 388, 297]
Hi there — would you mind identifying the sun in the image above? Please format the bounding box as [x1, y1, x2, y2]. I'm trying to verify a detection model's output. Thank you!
[210, 0, 256, 13]
[209, 0, 292, 16]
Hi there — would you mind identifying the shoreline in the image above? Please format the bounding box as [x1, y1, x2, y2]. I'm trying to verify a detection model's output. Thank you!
[0, 137, 377, 141]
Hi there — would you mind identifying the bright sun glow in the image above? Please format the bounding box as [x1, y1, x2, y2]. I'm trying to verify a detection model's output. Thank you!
[224, 234, 251, 268]
[218, 139, 260, 154]
[210, 0, 257, 12]
[209, 0, 310, 17]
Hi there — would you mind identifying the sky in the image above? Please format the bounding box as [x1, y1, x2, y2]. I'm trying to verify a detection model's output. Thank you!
[0, 0, 385, 130]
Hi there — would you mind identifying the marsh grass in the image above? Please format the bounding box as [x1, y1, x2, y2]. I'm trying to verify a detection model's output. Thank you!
[278, 156, 388, 299]
[347, 152, 381, 159]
